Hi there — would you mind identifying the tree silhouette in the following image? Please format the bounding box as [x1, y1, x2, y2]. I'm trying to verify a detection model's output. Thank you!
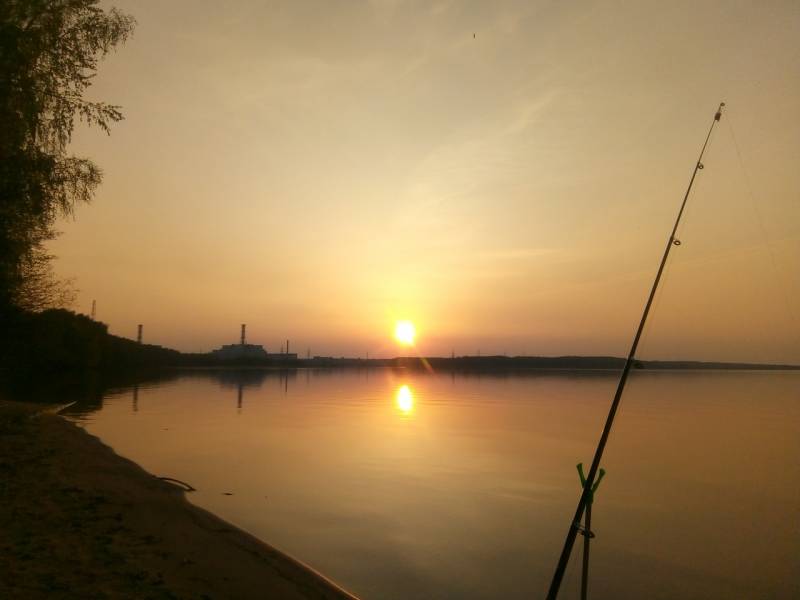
[0, 0, 134, 312]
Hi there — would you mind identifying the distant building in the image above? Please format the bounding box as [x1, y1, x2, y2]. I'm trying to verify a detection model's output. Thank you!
[211, 343, 268, 361]
[268, 338, 297, 360]
[266, 351, 298, 360]
[209, 324, 297, 361]
[211, 323, 267, 361]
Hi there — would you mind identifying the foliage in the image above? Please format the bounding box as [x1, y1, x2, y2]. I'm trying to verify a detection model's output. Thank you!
[13, 228, 76, 310]
[1, 308, 181, 374]
[0, 0, 134, 312]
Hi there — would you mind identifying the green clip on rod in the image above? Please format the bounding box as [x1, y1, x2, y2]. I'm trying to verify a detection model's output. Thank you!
[577, 463, 605, 507]
[545, 102, 725, 600]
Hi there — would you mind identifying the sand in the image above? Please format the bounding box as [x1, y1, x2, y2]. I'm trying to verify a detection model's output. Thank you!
[0, 401, 358, 600]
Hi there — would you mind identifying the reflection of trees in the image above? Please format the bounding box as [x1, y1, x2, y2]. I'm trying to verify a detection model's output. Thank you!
[0, 368, 176, 417]
[47, 369, 306, 417]
[57, 370, 180, 416]
[44, 369, 308, 418]
[0, 370, 104, 409]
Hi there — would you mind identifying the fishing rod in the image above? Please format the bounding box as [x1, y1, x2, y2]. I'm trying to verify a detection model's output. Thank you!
[545, 102, 725, 599]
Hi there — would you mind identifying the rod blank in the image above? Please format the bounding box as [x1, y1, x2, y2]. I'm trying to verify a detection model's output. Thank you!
[545, 102, 725, 599]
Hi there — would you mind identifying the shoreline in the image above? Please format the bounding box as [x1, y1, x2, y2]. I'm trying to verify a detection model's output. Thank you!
[0, 401, 358, 600]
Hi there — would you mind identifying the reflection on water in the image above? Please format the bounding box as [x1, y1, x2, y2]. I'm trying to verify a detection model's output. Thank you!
[395, 384, 414, 415]
[63, 369, 800, 600]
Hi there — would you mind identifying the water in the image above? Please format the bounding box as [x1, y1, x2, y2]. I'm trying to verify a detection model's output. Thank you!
[65, 369, 799, 599]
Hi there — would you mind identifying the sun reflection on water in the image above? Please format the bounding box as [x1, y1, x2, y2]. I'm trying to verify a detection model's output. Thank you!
[395, 384, 414, 415]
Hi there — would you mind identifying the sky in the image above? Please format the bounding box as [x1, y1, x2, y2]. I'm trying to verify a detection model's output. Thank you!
[52, 0, 800, 362]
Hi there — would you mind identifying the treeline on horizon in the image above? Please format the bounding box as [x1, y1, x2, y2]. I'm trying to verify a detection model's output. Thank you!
[2, 309, 796, 378]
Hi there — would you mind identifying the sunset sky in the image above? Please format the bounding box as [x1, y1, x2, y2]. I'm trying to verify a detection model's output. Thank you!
[52, 0, 799, 362]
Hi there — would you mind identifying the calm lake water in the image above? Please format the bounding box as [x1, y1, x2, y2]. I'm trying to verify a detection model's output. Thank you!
[65, 369, 799, 600]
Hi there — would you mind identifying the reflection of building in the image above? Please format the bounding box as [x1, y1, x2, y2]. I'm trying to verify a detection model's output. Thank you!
[211, 324, 268, 361]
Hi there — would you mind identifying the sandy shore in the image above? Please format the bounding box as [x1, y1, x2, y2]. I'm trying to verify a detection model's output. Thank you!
[0, 401, 358, 600]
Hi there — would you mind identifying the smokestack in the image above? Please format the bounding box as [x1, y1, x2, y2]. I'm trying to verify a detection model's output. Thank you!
[241, 324, 246, 345]
[137, 324, 143, 344]
[286, 339, 289, 355]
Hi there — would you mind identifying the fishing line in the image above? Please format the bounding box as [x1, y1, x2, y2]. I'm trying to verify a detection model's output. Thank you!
[726, 111, 799, 336]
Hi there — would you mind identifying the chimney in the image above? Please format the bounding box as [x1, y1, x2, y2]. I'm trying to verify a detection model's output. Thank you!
[241, 324, 246, 345]
[286, 339, 289, 354]
[137, 324, 143, 344]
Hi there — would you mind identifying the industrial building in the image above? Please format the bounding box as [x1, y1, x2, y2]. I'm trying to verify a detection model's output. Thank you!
[210, 325, 297, 361]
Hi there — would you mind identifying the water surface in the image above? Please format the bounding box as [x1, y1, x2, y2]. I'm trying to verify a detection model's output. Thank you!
[66, 369, 799, 599]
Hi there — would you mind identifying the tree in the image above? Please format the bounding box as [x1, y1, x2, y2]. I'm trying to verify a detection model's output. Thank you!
[13, 227, 76, 311]
[0, 0, 134, 313]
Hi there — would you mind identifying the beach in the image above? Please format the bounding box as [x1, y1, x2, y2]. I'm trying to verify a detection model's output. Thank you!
[0, 401, 356, 600]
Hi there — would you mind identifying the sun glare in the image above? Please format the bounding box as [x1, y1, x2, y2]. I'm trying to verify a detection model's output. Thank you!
[395, 385, 414, 414]
[394, 320, 416, 346]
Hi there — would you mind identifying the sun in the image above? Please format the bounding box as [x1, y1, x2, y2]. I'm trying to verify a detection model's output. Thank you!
[394, 320, 416, 346]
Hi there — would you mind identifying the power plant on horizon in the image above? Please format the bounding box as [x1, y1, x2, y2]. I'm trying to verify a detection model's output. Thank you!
[210, 324, 298, 361]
